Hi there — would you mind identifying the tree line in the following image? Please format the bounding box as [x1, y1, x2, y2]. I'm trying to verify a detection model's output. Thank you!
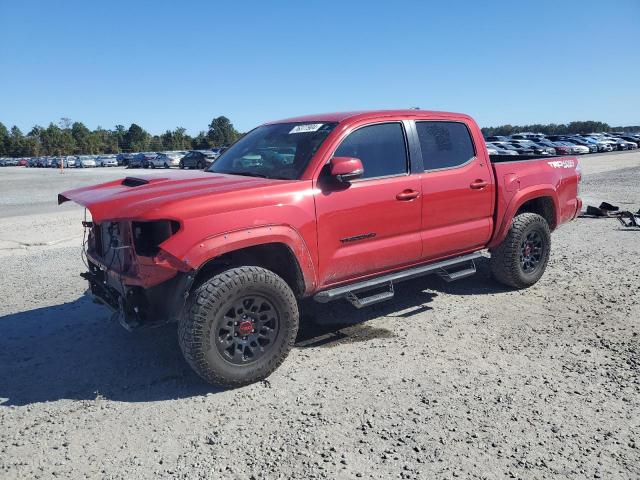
[2, 116, 639, 158]
[481, 120, 640, 137]
[0, 116, 241, 157]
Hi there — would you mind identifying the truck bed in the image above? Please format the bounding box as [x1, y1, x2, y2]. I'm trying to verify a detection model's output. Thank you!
[488, 154, 581, 248]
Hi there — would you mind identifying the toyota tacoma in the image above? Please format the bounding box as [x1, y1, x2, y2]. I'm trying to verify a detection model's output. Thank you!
[59, 110, 582, 386]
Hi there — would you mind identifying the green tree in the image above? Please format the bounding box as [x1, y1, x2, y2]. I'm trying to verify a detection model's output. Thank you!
[0, 122, 9, 156]
[207, 116, 239, 146]
[124, 123, 150, 152]
[8, 126, 25, 156]
[192, 131, 211, 149]
[149, 135, 164, 151]
[71, 122, 92, 153]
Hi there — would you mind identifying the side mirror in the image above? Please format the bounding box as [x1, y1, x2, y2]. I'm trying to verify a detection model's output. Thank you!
[330, 156, 363, 182]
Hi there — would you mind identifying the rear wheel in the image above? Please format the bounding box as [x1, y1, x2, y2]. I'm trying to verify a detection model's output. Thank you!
[164, 162, 169, 168]
[490, 212, 551, 289]
[179, 267, 299, 387]
[179, 160, 184, 169]
[196, 160, 204, 170]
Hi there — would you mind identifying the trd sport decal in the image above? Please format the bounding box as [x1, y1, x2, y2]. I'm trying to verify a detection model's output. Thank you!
[547, 159, 575, 169]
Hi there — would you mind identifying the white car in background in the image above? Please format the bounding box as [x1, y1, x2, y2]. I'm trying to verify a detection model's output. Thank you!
[77, 155, 97, 168]
[148, 151, 184, 168]
[96, 155, 118, 167]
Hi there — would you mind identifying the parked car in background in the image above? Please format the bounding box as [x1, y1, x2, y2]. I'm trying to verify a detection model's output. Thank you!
[580, 136, 613, 152]
[510, 133, 546, 141]
[486, 143, 519, 156]
[127, 152, 156, 168]
[209, 147, 224, 159]
[509, 140, 555, 155]
[179, 150, 217, 169]
[555, 142, 589, 154]
[560, 137, 598, 153]
[148, 151, 184, 168]
[141, 152, 158, 168]
[550, 142, 576, 155]
[621, 136, 640, 148]
[77, 156, 97, 168]
[604, 138, 629, 151]
[116, 153, 135, 166]
[96, 155, 118, 167]
[492, 141, 534, 155]
[485, 135, 511, 142]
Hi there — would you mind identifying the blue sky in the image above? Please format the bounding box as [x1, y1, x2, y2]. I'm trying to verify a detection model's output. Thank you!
[1, 0, 638, 134]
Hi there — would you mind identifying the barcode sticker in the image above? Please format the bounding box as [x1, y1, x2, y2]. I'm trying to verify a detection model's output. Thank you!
[289, 123, 323, 134]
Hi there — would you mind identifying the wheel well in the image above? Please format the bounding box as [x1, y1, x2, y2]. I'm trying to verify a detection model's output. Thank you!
[516, 197, 556, 230]
[192, 243, 306, 298]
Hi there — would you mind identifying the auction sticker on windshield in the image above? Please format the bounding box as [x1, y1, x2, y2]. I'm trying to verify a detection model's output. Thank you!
[289, 123, 324, 134]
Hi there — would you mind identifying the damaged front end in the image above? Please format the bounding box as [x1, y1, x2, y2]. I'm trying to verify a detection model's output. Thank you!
[80, 218, 194, 330]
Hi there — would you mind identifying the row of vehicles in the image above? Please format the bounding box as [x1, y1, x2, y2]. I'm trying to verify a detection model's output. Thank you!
[3, 132, 638, 169]
[485, 132, 640, 156]
[119, 148, 225, 169]
[1, 148, 227, 169]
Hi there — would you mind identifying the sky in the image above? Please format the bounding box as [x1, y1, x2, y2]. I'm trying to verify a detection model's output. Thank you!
[1, 0, 638, 135]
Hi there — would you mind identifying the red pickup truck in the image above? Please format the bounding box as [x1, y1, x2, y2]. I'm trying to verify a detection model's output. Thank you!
[59, 110, 582, 386]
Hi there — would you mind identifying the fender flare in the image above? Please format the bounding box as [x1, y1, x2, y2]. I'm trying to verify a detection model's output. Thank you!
[180, 224, 317, 294]
[488, 185, 559, 249]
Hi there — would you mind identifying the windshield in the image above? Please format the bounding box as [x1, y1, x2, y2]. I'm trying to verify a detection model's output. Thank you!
[208, 122, 338, 179]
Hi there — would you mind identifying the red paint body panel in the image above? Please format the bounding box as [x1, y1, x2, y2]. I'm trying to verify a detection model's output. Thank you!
[59, 110, 581, 296]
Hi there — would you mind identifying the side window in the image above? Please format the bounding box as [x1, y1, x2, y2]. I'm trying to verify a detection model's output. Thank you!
[416, 121, 476, 170]
[334, 123, 408, 179]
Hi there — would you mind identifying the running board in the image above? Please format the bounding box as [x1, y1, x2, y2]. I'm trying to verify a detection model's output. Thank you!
[314, 252, 482, 304]
[437, 260, 477, 282]
[346, 282, 394, 309]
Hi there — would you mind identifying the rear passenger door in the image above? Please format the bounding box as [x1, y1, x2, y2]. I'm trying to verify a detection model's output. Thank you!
[415, 121, 494, 260]
[315, 121, 422, 286]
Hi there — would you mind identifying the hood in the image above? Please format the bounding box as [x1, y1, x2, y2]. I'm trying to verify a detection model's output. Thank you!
[59, 170, 289, 222]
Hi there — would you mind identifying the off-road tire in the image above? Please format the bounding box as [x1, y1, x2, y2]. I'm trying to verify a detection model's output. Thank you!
[179, 267, 299, 387]
[490, 212, 551, 289]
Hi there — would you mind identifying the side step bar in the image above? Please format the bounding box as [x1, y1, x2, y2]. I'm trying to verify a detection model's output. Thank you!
[314, 252, 482, 305]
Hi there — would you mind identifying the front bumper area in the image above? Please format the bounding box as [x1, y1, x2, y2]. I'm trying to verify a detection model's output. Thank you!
[83, 259, 194, 330]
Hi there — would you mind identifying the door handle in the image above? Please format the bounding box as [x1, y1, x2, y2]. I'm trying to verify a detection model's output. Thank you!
[470, 179, 488, 189]
[396, 189, 420, 201]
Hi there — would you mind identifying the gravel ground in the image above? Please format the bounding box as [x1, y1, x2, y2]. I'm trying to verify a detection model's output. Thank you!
[0, 153, 639, 479]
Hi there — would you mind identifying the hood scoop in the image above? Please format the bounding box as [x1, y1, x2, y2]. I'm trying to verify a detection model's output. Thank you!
[122, 177, 150, 187]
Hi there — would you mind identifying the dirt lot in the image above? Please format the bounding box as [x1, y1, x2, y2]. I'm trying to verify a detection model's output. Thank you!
[1, 154, 639, 479]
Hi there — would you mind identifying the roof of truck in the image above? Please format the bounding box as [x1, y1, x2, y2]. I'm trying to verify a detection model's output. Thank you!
[267, 109, 469, 125]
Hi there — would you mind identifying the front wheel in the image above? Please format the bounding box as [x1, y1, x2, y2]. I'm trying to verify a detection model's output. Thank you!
[490, 212, 551, 289]
[179, 267, 299, 387]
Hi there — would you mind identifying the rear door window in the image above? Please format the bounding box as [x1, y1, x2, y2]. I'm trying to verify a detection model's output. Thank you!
[416, 121, 476, 170]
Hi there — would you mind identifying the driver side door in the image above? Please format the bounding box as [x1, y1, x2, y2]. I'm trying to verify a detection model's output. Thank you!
[314, 121, 422, 287]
